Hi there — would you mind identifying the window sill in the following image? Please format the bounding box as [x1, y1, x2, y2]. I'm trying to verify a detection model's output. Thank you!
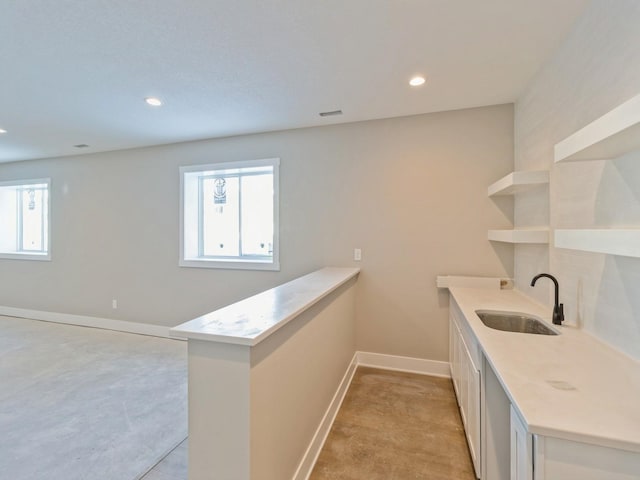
[0, 252, 51, 261]
[179, 258, 280, 271]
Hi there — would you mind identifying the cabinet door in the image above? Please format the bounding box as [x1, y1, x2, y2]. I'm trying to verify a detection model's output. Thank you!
[449, 314, 459, 395]
[450, 304, 482, 478]
[466, 356, 481, 474]
[450, 316, 462, 401]
[510, 406, 533, 480]
[458, 336, 469, 426]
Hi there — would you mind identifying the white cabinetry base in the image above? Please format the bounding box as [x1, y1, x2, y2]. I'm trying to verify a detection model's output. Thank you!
[537, 436, 640, 480]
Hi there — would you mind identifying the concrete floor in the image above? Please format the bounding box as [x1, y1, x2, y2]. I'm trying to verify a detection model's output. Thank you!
[2, 317, 471, 480]
[138, 367, 476, 480]
[141, 438, 188, 480]
[310, 367, 476, 480]
[0, 315, 187, 480]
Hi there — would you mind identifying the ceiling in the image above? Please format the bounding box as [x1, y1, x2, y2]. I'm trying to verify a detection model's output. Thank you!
[0, 0, 587, 163]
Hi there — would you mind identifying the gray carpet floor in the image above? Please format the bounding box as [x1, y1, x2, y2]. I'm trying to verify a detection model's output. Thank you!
[0, 315, 187, 480]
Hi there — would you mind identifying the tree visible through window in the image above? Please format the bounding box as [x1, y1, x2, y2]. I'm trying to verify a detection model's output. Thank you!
[180, 159, 279, 270]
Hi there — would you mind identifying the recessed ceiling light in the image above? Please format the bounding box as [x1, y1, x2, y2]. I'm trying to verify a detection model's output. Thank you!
[145, 97, 163, 107]
[409, 76, 426, 87]
[0, 128, 7, 134]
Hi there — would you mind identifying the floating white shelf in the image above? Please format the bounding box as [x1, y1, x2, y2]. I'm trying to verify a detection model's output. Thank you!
[488, 229, 549, 244]
[555, 93, 640, 162]
[555, 229, 640, 258]
[487, 170, 549, 196]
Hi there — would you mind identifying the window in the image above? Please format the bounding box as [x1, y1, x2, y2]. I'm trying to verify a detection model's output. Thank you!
[0, 179, 51, 261]
[180, 158, 279, 270]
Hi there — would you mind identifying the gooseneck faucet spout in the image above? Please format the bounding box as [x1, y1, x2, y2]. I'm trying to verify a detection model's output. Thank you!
[530, 273, 564, 326]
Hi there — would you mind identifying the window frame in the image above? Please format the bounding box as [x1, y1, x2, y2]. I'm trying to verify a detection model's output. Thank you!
[179, 158, 280, 271]
[0, 178, 51, 261]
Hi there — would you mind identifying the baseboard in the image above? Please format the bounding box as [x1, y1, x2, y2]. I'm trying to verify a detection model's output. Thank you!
[292, 352, 359, 480]
[356, 351, 451, 378]
[293, 351, 450, 479]
[0, 305, 177, 339]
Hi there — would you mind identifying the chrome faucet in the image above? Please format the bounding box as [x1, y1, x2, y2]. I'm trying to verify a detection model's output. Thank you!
[530, 273, 564, 325]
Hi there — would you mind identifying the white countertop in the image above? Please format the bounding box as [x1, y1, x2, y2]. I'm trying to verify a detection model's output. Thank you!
[450, 287, 640, 453]
[170, 267, 360, 346]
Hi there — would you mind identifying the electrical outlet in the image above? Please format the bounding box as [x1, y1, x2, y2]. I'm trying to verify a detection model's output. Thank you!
[112, 299, 118, 309]
[354, 248, 362, 261]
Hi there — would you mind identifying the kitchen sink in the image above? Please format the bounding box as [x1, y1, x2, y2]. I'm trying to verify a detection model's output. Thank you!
[475, 310, 559, 335]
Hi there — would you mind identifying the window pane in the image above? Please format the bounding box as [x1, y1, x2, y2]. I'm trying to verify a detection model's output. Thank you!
[240, 173, 273, 257]
[180, 159, 279, 270]
[202, 176, 240, 257]
[20, 188, 46, 252]
[0, 180, 49, 259]
[0, 187, 18, 253]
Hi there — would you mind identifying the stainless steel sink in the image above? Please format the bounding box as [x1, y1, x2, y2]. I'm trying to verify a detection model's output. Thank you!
[475, 310, 559, 335]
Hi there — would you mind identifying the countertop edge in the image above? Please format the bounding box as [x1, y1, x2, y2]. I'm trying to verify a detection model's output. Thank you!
[170, 267, 360, 346]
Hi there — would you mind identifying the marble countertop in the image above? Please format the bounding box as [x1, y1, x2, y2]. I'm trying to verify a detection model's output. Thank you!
[170, 267, 360, 346]
[450, 286, 640, 453]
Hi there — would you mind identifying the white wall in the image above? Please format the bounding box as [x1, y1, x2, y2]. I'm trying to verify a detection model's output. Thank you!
[515, 0, 640, 359]
[0, 104, 513, 361]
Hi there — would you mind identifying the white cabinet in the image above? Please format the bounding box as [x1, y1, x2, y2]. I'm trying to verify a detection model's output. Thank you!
[509, 408, 640, 480]
[465, 351, 481, 467]
[449, 289, 640, 479]
[450, 298, 481, 478]
[538, 436, 640, 479]
[449, 313, 459, 394]
[510, 406, 533, 480]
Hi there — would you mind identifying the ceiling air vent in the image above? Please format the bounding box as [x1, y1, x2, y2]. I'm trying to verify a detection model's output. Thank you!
[319, 110, 343, 117]
[73, 144, 90, 148]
